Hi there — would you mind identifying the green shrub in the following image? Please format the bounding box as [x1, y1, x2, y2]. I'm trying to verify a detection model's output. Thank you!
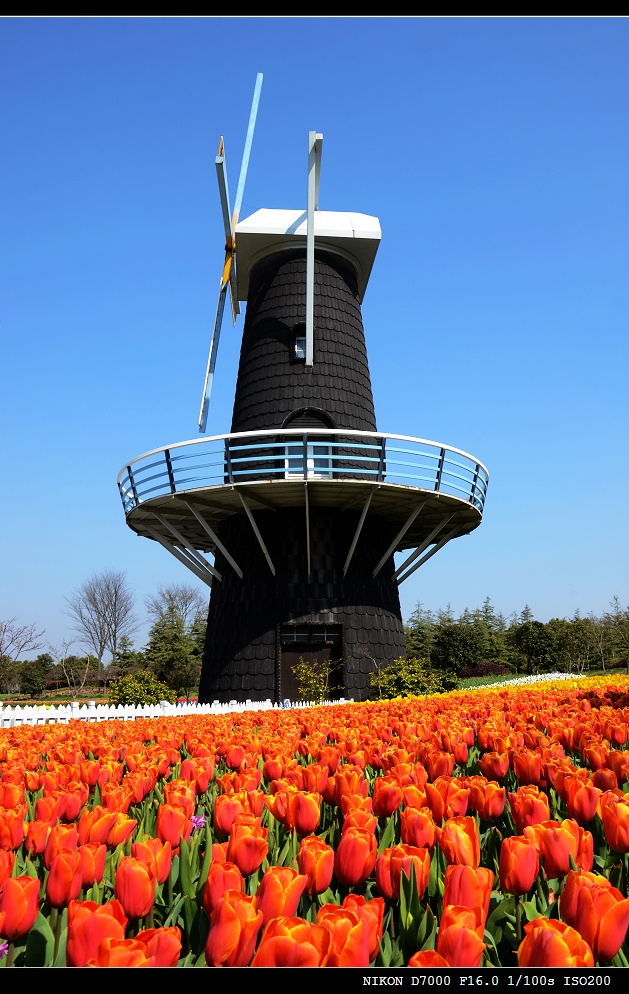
[370, 656, 458, 699]
[290, 656, 342, 704]
[109, 670, 177, 706]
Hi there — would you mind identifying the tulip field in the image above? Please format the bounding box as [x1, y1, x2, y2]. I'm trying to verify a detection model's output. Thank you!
[2, 675, 629, 968]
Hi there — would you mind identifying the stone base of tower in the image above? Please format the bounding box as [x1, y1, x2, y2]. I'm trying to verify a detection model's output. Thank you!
[198, 507, 406, 704]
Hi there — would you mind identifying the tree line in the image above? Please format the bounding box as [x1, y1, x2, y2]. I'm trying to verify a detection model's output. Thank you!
[404, 596, 629, 677]
[0, 572, 207, 700]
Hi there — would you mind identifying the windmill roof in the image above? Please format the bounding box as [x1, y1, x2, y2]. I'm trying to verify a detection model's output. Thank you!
[234, 209, 381, 302]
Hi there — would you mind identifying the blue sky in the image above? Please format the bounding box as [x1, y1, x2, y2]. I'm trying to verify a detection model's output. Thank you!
[2, 17, 628, 654]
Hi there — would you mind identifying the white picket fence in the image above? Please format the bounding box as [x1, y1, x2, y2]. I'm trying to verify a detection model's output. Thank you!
[0, 697, 350, 728]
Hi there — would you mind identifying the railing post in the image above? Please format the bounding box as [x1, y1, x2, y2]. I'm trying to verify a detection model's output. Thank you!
[127, 466, 139, 505]
[225, 439, 234, 484]
[471, 463, 480, 506]
[378, 438, 386, 482]
[165, 449, 176, 494]
[435, 447, 445, 491]
[302, 433, 309, 480]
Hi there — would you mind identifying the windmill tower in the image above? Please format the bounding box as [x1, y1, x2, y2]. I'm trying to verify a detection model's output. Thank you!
[117, 77, 489, 703]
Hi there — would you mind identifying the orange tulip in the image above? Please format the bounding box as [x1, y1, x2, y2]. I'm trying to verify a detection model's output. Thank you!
[317, 906, 371, 966]
[0, 805, 26, 851]
[436, 907, 486, 967]
[213, 793, 247, 836]
[600, 792, 629, 852]
[560, 870, 629, 963]
[251, 916, 330, 967]
[0, 850, 14, 888]
[46, 849, 84, 908]
[432, 777, 470, 819]
[400, 807, 436, 850]
[254, 866, 307, 925]
[156, 802, 192, 850]
[77, 843, 107, 888]
[0, 876, 40, 941]
[106, 812, 137, 848]
[372, 776, 404, 818]
[203, 861, 244, 917]
[518, 918, 594, 967]
[524, 819, 593, 879]
[468, 779, 506, 821]
[131, 837, 172, 885]
[565, 777, 599, 824]
[437, 816, 480, 866]
[226, 819, 268, 877]
[512, 748, 542, 786]
[77, 805, 117, 847]
[114, 856, 156, 919]
[477, 751, 509, 781]
[205, 891, 263, 967]
[442, 864, 494, 926]
[375, 844, 430, 900]
[499, 835, 539, 896]
[87, 937, 153, 967]
[25, 819, 50, 856]
[285, 789, 321, 835]
[134, 926, 182, 966]
[509, 784, 551, 833]
[334, 826, 378, 887]
[341, 895, 385, 962]
[66, 899, 128, 967]
[408, 949, 449, 967]
[298, 835, 335, 895]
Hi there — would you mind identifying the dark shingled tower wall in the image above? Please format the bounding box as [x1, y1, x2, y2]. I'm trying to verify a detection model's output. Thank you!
[199, 250, 406, 703]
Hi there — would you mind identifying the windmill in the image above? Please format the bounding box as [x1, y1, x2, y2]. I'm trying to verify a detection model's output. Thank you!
[117, 80, 489, 704]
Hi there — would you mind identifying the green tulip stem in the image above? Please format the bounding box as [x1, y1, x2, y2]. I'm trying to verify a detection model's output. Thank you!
[54, 910, 63, 964]
[515, 894, 522, 945]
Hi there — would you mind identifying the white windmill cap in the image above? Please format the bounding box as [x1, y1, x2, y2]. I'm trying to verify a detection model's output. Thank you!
[234, 208, 381, 302]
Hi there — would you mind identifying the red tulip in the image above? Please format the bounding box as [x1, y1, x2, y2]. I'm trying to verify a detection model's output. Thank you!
[78, 843, 107, 887]
[477, 751, 509, 781]
[372, 776, 404, 818]
[87, 937, 153, 967]
[436, 907, 486, 967]
[66, 899, 128, 967]
[285, 789, 321, 835]
[408, 949, 449, 967]
[565, 777, 599, 825]
[114, 856, 156, 919]
[0, 849, 15, 888]
[518, 918, 594, 967]
[468, 779, 506, 821]
[0, 876, 40, 941]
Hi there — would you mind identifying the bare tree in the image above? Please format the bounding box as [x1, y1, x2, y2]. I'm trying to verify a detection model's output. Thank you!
[0, 617, 46, 692]
[145, 584, 207, 630]
[66, 570, 139, 674]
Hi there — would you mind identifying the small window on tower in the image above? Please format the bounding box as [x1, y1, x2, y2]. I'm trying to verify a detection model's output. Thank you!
[292, 324, 307, 362]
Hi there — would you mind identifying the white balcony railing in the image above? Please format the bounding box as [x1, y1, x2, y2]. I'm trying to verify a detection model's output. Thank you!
[119, 429, 488, 516]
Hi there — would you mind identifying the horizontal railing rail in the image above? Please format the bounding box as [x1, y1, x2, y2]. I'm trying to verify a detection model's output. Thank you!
[118, 429, 489, 515]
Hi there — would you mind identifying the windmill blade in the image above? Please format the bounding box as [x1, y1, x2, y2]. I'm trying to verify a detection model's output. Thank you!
[198, 73, 263, 434]
[198, 279, 229, 433]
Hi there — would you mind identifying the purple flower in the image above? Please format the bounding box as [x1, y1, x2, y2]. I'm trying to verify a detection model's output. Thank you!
[0, 941, 8, 960]
[191, 813, 206, 831]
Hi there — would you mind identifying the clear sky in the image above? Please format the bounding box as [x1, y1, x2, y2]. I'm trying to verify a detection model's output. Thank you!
[2, 17, 628, 654]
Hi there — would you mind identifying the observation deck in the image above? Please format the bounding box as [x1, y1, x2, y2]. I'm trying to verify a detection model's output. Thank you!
[118, 429, 488, 588]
